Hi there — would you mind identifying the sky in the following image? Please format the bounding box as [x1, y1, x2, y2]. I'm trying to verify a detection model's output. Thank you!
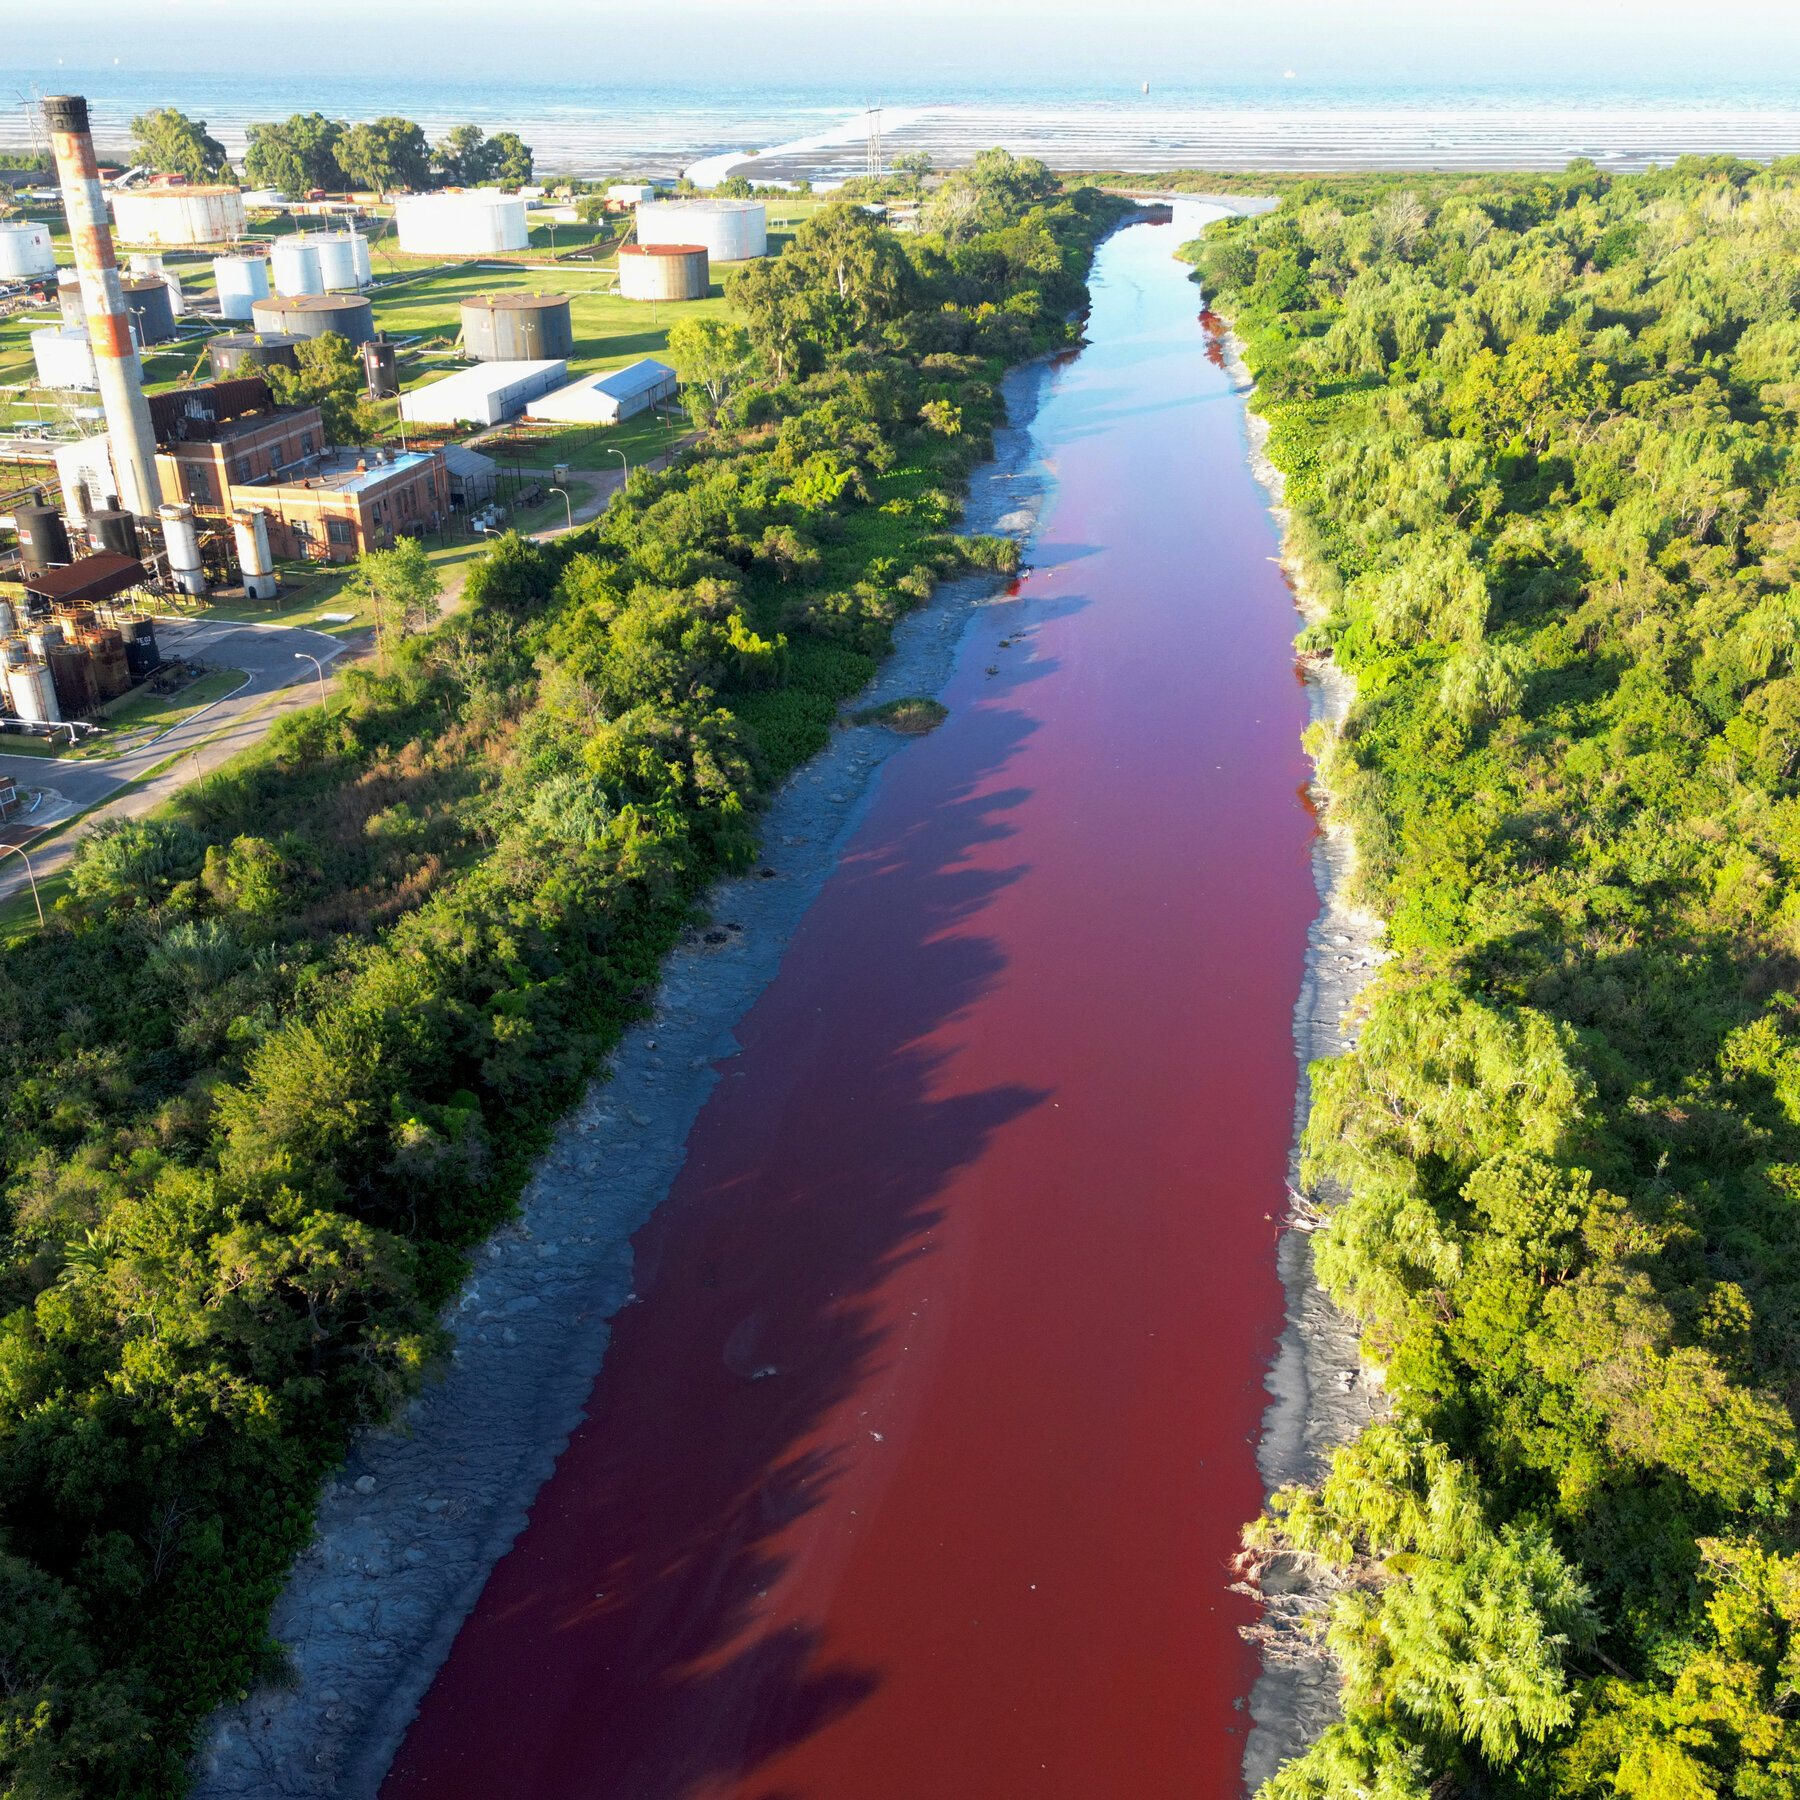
[10, 0, 1800, 93]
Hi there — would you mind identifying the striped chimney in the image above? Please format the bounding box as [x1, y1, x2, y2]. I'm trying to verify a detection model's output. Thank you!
[44, 94, 162, 520]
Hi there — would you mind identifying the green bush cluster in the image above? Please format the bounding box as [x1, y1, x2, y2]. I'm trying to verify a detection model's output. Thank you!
[0, 161, 1128, 1795]
[1204, 156, 1800, 1797]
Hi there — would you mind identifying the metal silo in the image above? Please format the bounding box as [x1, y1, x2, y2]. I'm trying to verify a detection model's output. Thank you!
[351, 233, 372, 287]
[230, 510, 276, 601]
[251, 292, 374, 347]
[83, 627, 131, 701]
[120, 276, 176, 345]
[47, 644, 99, 718]
[209, 331, 305, 380]
[15, 504, 72, 572]
[6, 654, 61, 725]
[0, 221, 55, 278]
[122, 618, 161, 680]
[617, 243, 709, 301]
[272, 238, 323, 296]
[460, 292, 574, 361]
[362, 332, 399, 398]
[158, 503, 206, 597]
[213, 254, 271, 320]
[58, 276, 86, 326]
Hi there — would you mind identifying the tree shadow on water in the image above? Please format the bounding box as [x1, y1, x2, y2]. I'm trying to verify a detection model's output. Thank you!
[383, 708, 1048, 1800]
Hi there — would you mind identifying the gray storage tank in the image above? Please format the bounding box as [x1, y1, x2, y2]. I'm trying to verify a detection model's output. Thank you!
[120, 275, 177, 345]
[460, 292, 574, 362]
[209, 330, 306, 380]
[249, 291, 375, 348]
[15, 504, 71, 573]
[617, 243, 710, 302]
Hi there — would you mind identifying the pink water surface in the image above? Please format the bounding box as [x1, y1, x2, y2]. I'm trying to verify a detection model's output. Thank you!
[384, 220, 1318, 1800]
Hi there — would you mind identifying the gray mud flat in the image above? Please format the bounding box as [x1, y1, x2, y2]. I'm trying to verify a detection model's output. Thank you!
[190, 362, 1057, 1800]
[1223, 334, 1392, 1795]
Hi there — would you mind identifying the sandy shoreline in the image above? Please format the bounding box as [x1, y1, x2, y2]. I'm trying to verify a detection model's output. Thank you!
[1219, 328, 1391, 1794]
[188, 362, 1059, 1800]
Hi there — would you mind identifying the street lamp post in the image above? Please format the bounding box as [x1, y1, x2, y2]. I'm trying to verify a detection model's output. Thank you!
[0, 841, 43, 927]
[550, 486, 573, 531]
[607, 447, 628, 486]
[293, 651, 327, 703]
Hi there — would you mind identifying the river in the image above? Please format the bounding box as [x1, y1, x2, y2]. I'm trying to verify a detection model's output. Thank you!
[380, 219, 1318, 1800]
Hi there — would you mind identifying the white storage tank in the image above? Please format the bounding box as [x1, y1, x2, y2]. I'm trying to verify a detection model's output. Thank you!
[213, 254, 271, 320]
[394, 191, 529, 256]
[58, 274, 87, 326]
[351, 233, 372, 288]
[5, 653, 61, 726]
[0, 221, 56, 278]
[33, 326, 97, 389]
[111, 185, 247, 247]
[608, 183, 655, 204]
[635, 198, 766, 262]
[297, 231, 364, 291]
[272, 239, 323, 297]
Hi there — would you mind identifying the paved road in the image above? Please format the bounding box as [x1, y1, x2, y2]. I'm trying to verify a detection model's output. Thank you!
[0, 616, 354, 907]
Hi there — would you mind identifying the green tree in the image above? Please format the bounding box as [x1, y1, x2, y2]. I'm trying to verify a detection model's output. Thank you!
[351, 537, 444, 668]
[432, 124, 491, 186]
[265, 333, 380, 446]
[486, 131, 534, 187]
[336, 116, 431, 193]
[243, 112, 344, 195]
[128, 107, 228, 182]
[666, 317, 750, 423]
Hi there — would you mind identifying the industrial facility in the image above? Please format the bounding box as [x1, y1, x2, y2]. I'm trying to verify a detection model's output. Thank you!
[460, 292, 574, 361]
[617, 242, 710, 302]
[399, 359, 568, 427]
[525, 358, 678, 425]
[394, 191, 529, 256]
[249, 291, 376, 347]
[635, 198, 767, 261]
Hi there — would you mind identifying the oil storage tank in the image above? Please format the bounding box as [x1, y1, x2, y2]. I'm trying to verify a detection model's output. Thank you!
[5, 650, 61, 725]
[617, 243, 709, 301]
[213, 253, 271, 320]
[209, 330, 305, 380]
[250, 291, 374, 347]
[121, 275, 176, 344]
[635, 198, 765, 261]
[15, 504, 72, 573]
[362, 332, 399, 398]
[0, 221, 55, 278]
[295, 230, 367, 291]
[395, 191, 529, 255]
[111, 186, 247, 247]
[271, 238, 323, 297]
[58, 276, 86, 325]
[460, 292, 573, 361]
[121, 617, 161, 680]
[88, 508, 140, 558]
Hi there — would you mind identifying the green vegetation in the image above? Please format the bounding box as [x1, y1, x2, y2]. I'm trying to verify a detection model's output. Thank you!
[0, 155, 1125, 1796]
[855, 695, 947, 733]
[127, 110, 229, 184]
[242, 113, 531, 195]
[1197, 154, 1800, 1798]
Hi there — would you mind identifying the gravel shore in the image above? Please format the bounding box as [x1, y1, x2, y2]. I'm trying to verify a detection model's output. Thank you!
[1221, 328, 1392, 1795]
[188, 360, 1058, 1800]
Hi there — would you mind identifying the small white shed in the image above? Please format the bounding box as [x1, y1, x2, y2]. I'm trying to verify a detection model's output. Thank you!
[526, 358, 678, 425]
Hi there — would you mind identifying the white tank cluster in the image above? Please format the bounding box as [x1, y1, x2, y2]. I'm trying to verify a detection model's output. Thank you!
[213, 253, 272, 320]
[273, 231, 372, 295]
[111, 185, 248, 247]
[635, 198, 766, 262]
[0, 221, 55, 279]
[395, 191, 529, 256]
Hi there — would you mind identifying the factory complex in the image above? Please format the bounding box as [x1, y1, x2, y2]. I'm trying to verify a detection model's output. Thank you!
[1, 93, 777, 737]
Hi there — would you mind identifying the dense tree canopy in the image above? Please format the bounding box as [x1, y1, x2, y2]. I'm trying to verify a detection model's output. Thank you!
[1197, 154, 1800, 1799]
[128, 108, 229, 183]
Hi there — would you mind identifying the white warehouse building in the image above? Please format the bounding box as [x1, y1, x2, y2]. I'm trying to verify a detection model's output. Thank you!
[635, 199, 766, 262]
[399, 359, 568, 428]
[526, 359, 678, 425]
[395, 192, 530, 256]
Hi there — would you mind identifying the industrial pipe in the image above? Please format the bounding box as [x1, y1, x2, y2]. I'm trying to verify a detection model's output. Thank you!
[44, 95, 163, 521]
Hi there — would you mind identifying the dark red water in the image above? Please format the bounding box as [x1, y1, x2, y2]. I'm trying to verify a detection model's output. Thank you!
[383, 221, 1317, 1800]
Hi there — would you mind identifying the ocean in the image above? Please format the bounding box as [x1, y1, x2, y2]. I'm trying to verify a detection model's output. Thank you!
[4, 71, 1800, 178]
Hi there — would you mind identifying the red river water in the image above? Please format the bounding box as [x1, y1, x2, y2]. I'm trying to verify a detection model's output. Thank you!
[383, 220, 1318, 1800]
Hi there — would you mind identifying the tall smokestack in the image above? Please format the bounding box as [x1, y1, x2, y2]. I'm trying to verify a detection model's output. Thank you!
[44, 95, 162, 520]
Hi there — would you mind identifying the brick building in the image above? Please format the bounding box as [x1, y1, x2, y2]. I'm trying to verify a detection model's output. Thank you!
[149, 377, 448, 564]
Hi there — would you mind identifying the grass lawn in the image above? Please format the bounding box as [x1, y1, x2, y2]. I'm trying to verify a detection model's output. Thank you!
[85, 665, 248, 753]
[477, 407, 690, 473]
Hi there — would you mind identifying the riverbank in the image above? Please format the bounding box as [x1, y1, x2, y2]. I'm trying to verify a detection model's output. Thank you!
[1214, 317, 1391, 1792]
[188, 357, 1059, 1800]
